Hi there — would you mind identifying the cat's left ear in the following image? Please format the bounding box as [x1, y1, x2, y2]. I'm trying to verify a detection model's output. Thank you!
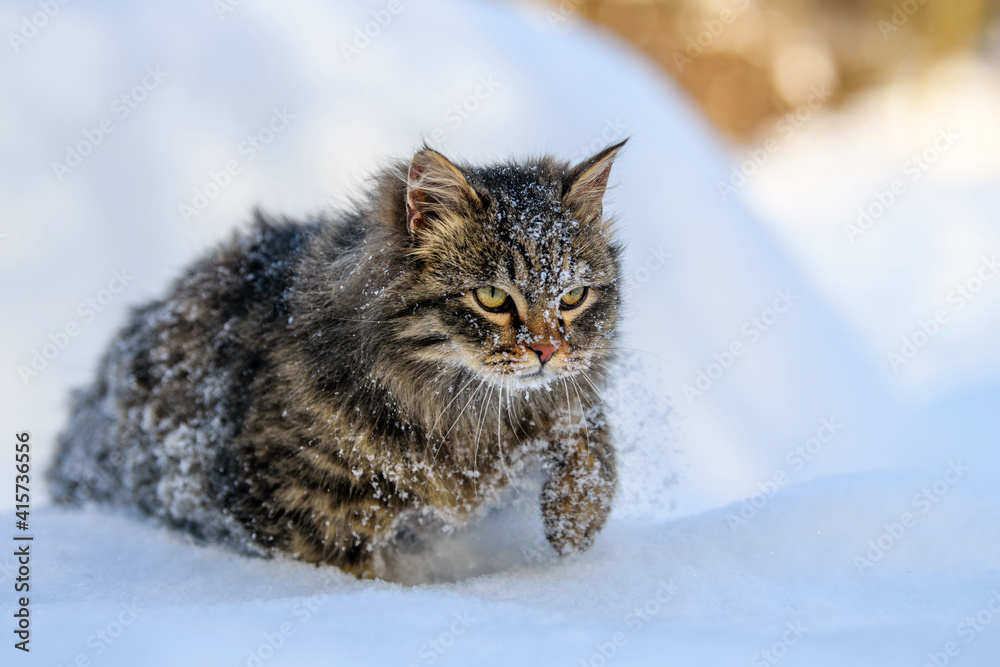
[405, 149, 480, 236]
[563, 139, 627, 222]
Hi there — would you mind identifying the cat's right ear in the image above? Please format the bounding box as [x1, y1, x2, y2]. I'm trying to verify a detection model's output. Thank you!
[405, 149, 479, 236]
[563, 139, 627, 223]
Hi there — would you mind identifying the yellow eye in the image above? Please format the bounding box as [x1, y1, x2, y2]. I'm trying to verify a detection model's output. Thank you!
[474, 286, 510, 311]
[560, 286, 588, 309]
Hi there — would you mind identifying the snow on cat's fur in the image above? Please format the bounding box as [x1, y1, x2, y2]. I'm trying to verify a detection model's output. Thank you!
[48, 143, 627, 579]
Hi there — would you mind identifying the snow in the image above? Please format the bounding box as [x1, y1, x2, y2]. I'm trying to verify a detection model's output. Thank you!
[1, 0, 998, 664]
[17, 469, 1000, 666]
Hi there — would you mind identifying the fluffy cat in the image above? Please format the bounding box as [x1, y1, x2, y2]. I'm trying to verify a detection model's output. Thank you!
[48, 141, 626, 578]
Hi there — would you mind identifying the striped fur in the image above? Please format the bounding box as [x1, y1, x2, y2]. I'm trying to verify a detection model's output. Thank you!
[48, 143, 626, 577]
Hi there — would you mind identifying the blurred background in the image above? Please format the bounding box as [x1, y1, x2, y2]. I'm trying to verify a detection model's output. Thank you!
[541, 0, 1000, 138]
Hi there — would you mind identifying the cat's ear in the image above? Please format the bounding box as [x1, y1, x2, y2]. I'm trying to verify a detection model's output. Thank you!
[405, 149, 479, 235]
[563, 139, 627, 222]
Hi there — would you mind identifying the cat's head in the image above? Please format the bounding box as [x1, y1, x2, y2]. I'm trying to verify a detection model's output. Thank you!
[393, 142, 625, 390]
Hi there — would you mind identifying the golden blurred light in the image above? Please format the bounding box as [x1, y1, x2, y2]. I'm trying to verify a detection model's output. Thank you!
[541, 0, 999, 139]
[770, 41, 838, 107]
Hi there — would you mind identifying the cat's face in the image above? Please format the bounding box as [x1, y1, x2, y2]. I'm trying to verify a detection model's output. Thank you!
[398, 143, 624, 389]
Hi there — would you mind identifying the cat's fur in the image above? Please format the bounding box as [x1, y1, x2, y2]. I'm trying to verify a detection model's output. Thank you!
[48, 142, 626, 578]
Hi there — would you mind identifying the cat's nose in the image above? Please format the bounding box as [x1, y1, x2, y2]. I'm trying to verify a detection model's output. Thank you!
[530, 344, 558, 364]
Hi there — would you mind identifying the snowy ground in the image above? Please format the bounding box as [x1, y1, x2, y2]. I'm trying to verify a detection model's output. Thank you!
[1, 0, 999, 665]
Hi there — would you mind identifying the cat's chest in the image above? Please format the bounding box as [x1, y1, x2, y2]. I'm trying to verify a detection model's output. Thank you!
[327, 406, 546, 513]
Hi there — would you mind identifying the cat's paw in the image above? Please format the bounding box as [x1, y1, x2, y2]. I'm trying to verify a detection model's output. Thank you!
[540, 459, 614, 556]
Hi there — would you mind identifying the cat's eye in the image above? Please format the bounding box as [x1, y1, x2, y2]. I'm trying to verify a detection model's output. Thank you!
[560, 286, 588, 309]
[474, 286, 511, 311]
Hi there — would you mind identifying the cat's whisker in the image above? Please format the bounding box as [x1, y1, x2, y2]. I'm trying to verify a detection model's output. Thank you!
[320, 313, 389, 324]
[583, 367, 650, 452]
[437, 372, 488, 447]
[578, 372, 650, 498]
[496, 380, 527, 501]
[496, 383, 503, 469]
[568, 378, 592, 460]
[502, 379, 528, 461]
[577, 372, 646, 463]
[427, 371, 487, 477]
[585, 367, 620, 404]
[471, 380, 497, 502]
[427, 370, 481, 440]
[590, 345, 681, 370]
[576, 371, 638, 498]
[563, 376, 573, 425]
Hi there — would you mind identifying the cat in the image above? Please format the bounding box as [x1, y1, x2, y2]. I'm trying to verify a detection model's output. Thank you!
[48, 141, 626, 579]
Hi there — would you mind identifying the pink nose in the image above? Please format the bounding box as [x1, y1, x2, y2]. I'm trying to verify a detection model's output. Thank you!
[531, 344, 557, 364]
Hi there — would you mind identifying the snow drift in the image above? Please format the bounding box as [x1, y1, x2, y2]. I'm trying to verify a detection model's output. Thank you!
[1, 0, 998, 664]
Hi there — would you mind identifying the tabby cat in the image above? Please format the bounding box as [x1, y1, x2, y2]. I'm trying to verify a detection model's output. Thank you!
[49, 141, 626, 578]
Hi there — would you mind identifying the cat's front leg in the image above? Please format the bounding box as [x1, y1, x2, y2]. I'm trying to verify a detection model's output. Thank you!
[540, 418, 616, 556]
[283, 503, 385, 579]
[275, 484, 403, 579]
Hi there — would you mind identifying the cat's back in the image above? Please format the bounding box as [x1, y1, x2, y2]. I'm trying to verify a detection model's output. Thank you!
[48, 213, 323, 529]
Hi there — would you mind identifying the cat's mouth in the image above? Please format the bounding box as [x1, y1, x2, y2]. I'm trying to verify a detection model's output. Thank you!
[510, 362, 571, 389]
[478, 349, 589, 388]
[476, 361, 555, 388]
[512, 372, 554, 390]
